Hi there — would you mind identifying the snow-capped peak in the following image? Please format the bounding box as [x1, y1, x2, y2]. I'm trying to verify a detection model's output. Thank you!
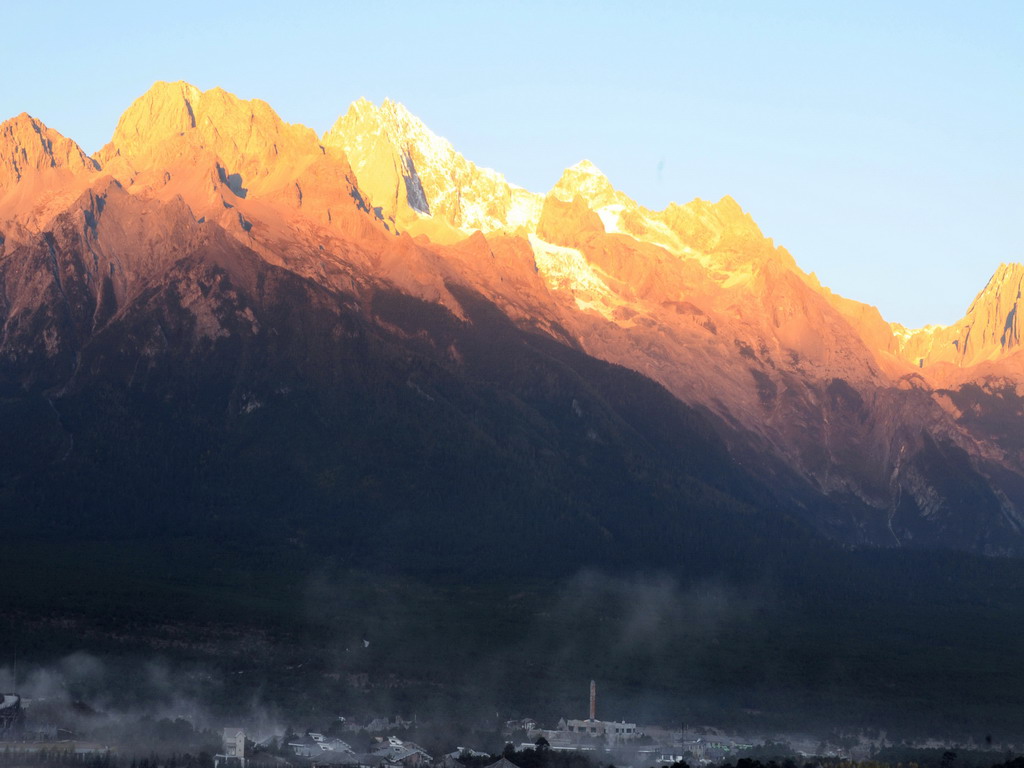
[324, 98, 542, 235]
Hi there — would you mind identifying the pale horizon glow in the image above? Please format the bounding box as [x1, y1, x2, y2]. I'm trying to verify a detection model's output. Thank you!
[3, 0, 1021, 329]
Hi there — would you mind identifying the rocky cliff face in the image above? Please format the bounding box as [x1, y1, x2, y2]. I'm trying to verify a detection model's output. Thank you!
[92, 81, 386, 251]
[0, 113, 97, 183]
[894, 262, 1024, 370]
[2, 82, 1024, 555]
[0, 114, 99, 226]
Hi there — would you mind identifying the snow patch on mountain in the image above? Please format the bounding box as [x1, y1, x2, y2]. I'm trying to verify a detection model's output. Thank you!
[528, 234, 617, 320]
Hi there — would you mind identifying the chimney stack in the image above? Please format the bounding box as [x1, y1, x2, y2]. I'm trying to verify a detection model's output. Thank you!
[589, 680, 596, 720]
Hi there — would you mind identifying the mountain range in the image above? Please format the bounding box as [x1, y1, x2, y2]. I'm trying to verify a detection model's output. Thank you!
[3, 81, 1023, 559]
[9, 81, 1024, 735]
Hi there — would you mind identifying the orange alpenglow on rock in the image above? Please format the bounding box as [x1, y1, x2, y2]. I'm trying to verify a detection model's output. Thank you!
[96, 81, 322, 193]
[3, 82, 1020, 395]
[537, 194, 606, 250]
[0, 113, 98, 182]
[92, 81, 383, 246]
[892, 263, 1024, 372]
[0, 113, 99, 225]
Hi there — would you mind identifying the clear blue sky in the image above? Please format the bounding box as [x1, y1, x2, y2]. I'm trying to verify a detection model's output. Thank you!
[4, 0, 1021, 327]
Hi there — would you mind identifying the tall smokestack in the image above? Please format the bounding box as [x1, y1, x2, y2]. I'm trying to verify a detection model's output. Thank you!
[589, 680, 596, 720]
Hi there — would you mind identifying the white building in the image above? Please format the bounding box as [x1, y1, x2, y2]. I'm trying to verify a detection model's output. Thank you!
[559, 718, 641, 744]
[215, 728, 247, 768]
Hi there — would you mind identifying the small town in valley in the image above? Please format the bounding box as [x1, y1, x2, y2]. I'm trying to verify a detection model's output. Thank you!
[1, 682, 1015, 768]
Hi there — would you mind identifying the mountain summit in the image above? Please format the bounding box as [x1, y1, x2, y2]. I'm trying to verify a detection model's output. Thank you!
[894, 262, 1024, 370]
[0, 113, 98, 223]
[97, 80, 319, 177]
[323, 97, 541, 241]
[0, 113, 97, 182]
